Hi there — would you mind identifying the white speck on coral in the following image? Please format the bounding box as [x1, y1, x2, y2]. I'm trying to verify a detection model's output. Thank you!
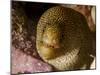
[37, 63, 42, 66]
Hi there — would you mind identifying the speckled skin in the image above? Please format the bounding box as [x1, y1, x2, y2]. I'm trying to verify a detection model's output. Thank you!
[36, 6, 92, 70]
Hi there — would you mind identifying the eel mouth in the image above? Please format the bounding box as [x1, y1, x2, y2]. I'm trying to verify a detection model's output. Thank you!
[38, 42, 61, 60]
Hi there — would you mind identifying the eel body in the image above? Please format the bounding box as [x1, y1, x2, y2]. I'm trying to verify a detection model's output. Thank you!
[36, 6, 92, 70]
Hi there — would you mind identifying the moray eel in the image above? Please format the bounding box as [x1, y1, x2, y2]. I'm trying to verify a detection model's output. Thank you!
[36, 6, 92, 70]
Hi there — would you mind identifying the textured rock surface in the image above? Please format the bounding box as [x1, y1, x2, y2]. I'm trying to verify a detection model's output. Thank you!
[11, 46, 53, 74]
[11, 2, 53, 74]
